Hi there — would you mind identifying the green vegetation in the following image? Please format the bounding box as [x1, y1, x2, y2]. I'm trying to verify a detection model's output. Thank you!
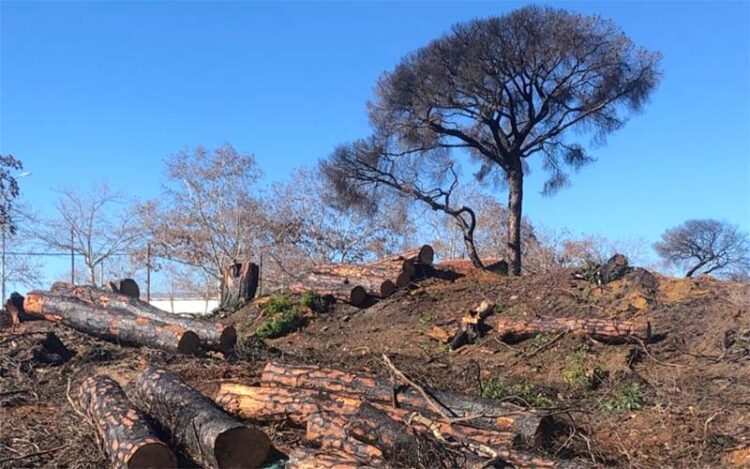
[256, 310, 307, 339]
[418, 313, 434, 325]
[562, 344, 605, 391]
[602, 383, 646, 412]
[528, 332, 552, 350]
[481, 378, 554, 408]
[299, 291, 329, 313]
[264, 293, 296, 316]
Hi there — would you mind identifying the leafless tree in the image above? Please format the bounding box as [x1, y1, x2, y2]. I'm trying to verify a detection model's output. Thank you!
[654, 219, 750, 278]
[141, 144, 265, 286]
[322, 138, 486, 267]
[0, 154, 23, 235]
[36, 183, 142, 285]
[360, 6, 661, 275]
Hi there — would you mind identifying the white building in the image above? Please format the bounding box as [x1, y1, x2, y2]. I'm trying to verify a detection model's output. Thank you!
[148, 294, 219, 316]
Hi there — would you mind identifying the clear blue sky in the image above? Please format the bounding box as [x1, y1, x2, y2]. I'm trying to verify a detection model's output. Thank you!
[1, 1, 748, 258]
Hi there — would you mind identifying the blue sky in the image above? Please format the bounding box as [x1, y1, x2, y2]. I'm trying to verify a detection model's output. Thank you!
[1, 1, 749, 278]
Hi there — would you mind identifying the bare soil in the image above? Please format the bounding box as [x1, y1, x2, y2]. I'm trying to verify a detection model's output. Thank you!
[2, 268, 749, 468]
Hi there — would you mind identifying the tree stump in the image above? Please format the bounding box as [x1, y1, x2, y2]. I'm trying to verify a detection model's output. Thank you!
[220, 260, 259, 310]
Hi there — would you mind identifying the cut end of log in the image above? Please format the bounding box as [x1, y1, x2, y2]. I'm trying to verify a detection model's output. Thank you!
[214, 426, 271, 468]
[418, 245, 434, 266]
[379, 281, 396, 298]
[220, 326, 238, 353]
[394, 272, 410, 288]
[349, 286, 368, 307]
[177, 331, 202, 355]
[128, 442, 177, 469]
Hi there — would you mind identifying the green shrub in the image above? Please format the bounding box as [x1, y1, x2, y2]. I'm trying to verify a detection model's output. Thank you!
[418, 313, 434, 325]
[528, 332, 552, 350]
[481, 378, 554, 408]
[264, 293, 296, 316]
[562, 345, 605, 391]
[256, 310, 307, 339]
[602, 383, 645, 412]
[299, 291, 329, 313]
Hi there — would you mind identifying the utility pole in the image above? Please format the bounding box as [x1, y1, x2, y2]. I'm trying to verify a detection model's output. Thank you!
[1, 227, 6, 303]
[146, 243, 151, 302]
[70, 227, 75, 284]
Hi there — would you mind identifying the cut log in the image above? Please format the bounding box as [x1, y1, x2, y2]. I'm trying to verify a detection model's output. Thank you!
[307, 412, 384, 462]
[312, 264, 408, 296]
[78, 375, 176, 469]
[50, 282, 236, 352]
[5, 292, 37, 325]
[215, 384, 516, 449]
[496, 317, 652, 344]
[369, 245, 434, 267]
[132, 366, 270, 469]
[345, 403, 420, 461]
[220, 260, 259, 309]
[450, 300, 496, 351]
[289, 274, 368, 306]
[105, 278, 141, 299]
[260, 361, 543, 441]
[23, 291, 201, 355]
[286, 447, 376, 469]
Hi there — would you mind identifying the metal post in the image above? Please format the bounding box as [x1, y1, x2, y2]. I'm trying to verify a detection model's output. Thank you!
[146, 243, 151, 302]
[70, 227, 75, 284]
[100, 260, 104, 286]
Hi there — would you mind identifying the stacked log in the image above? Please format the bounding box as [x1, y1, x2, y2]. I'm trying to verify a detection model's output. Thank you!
[289, 274, 368, 306]
[132, 366, 271, 468]
[78, 375, 177, 469]
[50, 282, 236, 352]
[496, 317, 653, 344]
[21, 291, 202, 355]
[214, 361, 578, 468]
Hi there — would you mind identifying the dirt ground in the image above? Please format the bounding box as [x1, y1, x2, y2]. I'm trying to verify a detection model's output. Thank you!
[1, 267, 749, 468]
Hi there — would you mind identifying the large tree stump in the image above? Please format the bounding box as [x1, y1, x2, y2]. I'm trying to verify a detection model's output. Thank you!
[78, 375, 176, 469]
[132, 366, 270, 469]
[51, 282, 236, 352]
[215, 384, 516, 449]
[22, 291, 201, 355]
[220, 260, 259, 309]
[259, 361, 543, 441]
[289, 273, 368, 306]
[495, 317, 652, 344]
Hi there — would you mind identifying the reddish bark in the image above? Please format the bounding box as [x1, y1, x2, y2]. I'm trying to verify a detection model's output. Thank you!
[496, 317, 653, 344]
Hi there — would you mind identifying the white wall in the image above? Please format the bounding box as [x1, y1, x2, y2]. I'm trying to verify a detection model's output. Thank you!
[148, 298, 219, 316]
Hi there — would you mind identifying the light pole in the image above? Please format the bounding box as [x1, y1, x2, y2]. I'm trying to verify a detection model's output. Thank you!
[2, 171, 32, 302]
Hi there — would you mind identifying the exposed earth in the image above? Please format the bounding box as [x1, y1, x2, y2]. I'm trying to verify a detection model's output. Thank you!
[1, 267, 749, 468]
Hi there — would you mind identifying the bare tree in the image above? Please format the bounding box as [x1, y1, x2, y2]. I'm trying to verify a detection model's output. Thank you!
[0, 154, 23, 235]
[36, 183, 141, 285]
[654, 219, 750, 278]
[322, 138, 486, 267]
[142, 144, 264, 286]
[361, 6, 661, 275]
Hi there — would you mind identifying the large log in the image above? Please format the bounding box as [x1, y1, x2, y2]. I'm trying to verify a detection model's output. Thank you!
[495, 317, 652, 344]
[286, 447, 376, 469]
[215, 384, 516, 449]
[23, 291, 201, 355]
[307, 412, 384, 462]
[132, 366, 271, 469]
[369, 245, 434, 267]
[51, 282, 236, 352]
[312, 265, 407, 297]
[260, 361, 543, 441]
[345, 403, 420, 462]
[5, 292, 36, 325]
[289, 273, 368, 306]
[220, 260, 259, 309]
[78, 375, 176, 469]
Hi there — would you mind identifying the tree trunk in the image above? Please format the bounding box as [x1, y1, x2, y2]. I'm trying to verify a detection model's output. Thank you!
[259, 361, 543, 441]
[22, 291, 201, 355]
[220, 260, 259, 310]
[289, 273, 368, 306]
[215, 383, 516, 449]
[685, 259, 708, 278]
[5, 292, 37, 325]
[312, 265, 404, 297]
[132, 366, 271, 469]
[507, 167, 524, 276]
[78, 375, 176, 469]
[286, 447, 377, 469]
[368, 245, 434, 267]
[345, 403, 421, 462]
[50, 282, 236, 352]
[307, 412, 384, 462]
[496, 317, 652, 344]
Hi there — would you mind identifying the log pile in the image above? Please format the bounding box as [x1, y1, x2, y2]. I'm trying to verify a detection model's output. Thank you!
[289, 245, 435, 306]
[213, 360, 581, 468]
[9, 280, 236, 355]
[496, 316, 652, 344]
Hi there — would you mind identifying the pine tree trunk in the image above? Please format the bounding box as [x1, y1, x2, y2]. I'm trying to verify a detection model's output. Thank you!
[78, 375, 176, 469]
[496, 317, 653, 344]
[507, 167, 524, 276]
[220, 260, 259, 309]
[286, 447, 377, 469]
[132, 366, 271, 469]
[307, 411, 384, 462]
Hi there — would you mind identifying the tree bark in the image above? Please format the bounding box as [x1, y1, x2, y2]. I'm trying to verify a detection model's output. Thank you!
[345, 402, 421, 462]
[259, 361, 543, 441]
[132, 366, 271, 469]
[50, 282, 236, 352]
[22, 291, 201, 355]
[368, 245, 434, 267]
[312, 265, 404, 297]
[78, 375, 176, 469]
[307, 411, 384, 462]
[220, 260, 259, 309]
[286, 447, 377, 469]
[5, 292, 36, 325]
[496, 317, 652, 344]
[507, 167, 524, 276]
[289, 274, 368, 306]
